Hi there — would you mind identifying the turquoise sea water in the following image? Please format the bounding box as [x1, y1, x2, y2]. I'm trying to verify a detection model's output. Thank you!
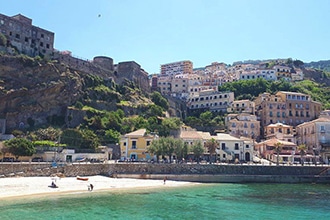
[1, 183, 330, 220]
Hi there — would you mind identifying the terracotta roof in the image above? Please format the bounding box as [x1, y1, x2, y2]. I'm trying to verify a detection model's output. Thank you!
[257, 138, 296, 146]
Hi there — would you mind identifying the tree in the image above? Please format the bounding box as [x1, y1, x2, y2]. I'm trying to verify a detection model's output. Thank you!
[297, 144, 307, 165]
[148, 138, 163, 163]
[191, 140, 205, 164]
[159, 117, 182, 137]
[151, 92, 169, 110]
[205, 138, 218, 164]
[60, 129, 83, 148]
[172, 138, 187, 163]
[80, 129, 99, 149]
[4, 138, 36, 160]
[0, 33, 6, 46]
[274, 142, 283, 166]
[104, 129, 121, 144]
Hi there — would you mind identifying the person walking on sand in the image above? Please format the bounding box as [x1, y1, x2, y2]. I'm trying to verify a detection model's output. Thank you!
[163, 176, 167, 185]
[90, 183, 94, 191]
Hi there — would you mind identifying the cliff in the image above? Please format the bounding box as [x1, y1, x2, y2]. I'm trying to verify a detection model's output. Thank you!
[0, 55, 152, 131]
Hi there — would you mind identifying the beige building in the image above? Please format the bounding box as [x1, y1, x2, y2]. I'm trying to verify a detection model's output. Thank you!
[187, 89, 234, 113]
[161, 60, 193, 76]
[264, 123, 295, 143]
[0, 13, 54, 57]
[255, 91, 322, 132]
[226, 113, 260, 140]
[227, 100, 255, 114]
[295, 117, 330, 164]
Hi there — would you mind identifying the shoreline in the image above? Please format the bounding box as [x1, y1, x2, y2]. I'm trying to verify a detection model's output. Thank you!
[0, 175, 198, 201]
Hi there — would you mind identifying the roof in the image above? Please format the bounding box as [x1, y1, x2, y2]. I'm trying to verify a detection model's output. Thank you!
[266, 123, 291, 128]
[125, 129, 146, 137]
[256, 138, 296, 146]
[180, 130, 207, 140]
[215, 133, 241, 141]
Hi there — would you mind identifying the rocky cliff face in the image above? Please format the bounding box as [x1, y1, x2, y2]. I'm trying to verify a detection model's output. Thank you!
[0, 55, 84, 130]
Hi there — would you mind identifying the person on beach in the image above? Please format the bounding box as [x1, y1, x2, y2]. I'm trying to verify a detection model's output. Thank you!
[163, 176, 167, 185]
[90, 183, 94, 191]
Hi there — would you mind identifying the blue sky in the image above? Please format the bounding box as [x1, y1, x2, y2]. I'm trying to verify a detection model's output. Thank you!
[2, 0, 330, 73]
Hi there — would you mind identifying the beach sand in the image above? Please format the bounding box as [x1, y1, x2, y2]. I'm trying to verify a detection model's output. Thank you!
[0, 175, 196, 199]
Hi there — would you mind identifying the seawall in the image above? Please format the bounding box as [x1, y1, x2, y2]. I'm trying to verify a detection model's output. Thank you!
[1, 162, 330, 183]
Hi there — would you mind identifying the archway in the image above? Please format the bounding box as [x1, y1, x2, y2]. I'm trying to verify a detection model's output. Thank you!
[245, 152, 251, 162]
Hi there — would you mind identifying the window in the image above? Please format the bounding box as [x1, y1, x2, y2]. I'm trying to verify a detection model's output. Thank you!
[132, 141, 137, 149]
[245, 144, 249, 149]
[146, 141, 151, 146]
[41, 33, 44, 38]
[221, 143, 226, 150]
[235, 143, 239, 150]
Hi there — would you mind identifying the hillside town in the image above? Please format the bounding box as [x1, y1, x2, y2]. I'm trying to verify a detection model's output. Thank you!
[0, 12, 330, 167]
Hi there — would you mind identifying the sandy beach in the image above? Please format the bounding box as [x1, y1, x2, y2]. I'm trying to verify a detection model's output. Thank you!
[0, 175, 196, 200]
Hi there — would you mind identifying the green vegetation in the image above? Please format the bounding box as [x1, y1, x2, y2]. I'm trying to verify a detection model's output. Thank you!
[0, 33, 6, 46]
[148, 137, 187, 163]
[4, 138, 36, 160]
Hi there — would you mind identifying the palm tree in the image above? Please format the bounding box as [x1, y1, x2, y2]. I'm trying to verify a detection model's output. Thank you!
[274, 142, 283, 166]
[297, 144, 307, 166]
[205, 138, 218, 164]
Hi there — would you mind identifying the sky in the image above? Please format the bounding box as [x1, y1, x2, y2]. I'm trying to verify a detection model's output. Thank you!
[1, 0, 330, 73]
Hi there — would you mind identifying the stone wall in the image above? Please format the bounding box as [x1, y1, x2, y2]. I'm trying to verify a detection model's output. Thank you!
[1, 163, 330, 183]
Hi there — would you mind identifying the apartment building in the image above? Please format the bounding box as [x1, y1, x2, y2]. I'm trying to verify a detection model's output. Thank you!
[295, 117, 330, 164]
[227, 100, 255, 114]
[160, 60, 193, 76]
[240, 69, 277, 81]
[264, 123, 295, 143]
[255, 91, 322, 131]
[0, 13, 54, 57]
[226, 113, 260, 140]
[187, 89, 234, 113]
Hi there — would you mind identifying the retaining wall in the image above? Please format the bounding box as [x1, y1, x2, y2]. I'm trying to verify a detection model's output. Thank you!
[1, 162, 330, 183]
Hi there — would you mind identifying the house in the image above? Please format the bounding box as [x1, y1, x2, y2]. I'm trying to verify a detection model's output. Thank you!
[214, 133, 254, 162]
[255, 138, 297, 164]
[296, 116, 330, 164]
[120, 129, 158, 161]
[264, 123, 295, 143]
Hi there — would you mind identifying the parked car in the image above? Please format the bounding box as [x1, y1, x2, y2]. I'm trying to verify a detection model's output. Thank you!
[32, 157, 43, 162]
[1, 157, 15, 162]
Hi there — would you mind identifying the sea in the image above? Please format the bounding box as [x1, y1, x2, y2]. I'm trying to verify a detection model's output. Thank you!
[0, 183, 330, 220]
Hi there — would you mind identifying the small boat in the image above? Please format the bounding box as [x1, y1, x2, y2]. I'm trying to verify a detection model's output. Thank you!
[76, 176, 89, 181]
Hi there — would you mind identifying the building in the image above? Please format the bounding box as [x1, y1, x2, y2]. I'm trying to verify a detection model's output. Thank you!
[215, 133, 254, 162]
[120, 129, 158, 161]
[226, 113, 260, 140]
[255, 138, 297, 164]
[0, 13, 54, 57]
[295, 117, 330, 164]
[161, 60, 193, 76]
[255, 91, 322, 132]
[187, 90, 234, 113]
[264, 123, 295, 143]
[227, 100, 255, 114]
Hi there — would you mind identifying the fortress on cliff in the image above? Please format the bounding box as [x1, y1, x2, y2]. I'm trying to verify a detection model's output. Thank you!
[0, 13, 150, 93]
